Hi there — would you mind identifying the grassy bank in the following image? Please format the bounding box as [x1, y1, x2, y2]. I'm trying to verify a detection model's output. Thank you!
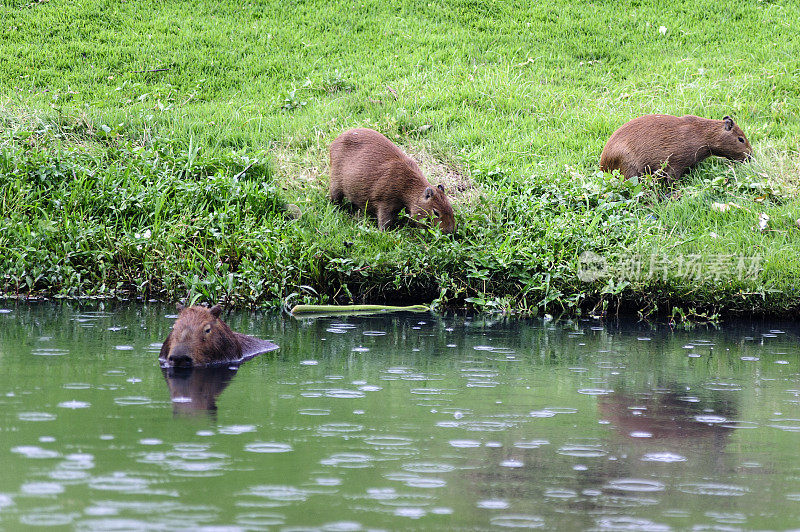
[1, 0, 799, 316]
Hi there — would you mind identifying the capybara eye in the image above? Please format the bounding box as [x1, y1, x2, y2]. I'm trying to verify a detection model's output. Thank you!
[738, 137, 745, 143]
[204, 326, 211, 334]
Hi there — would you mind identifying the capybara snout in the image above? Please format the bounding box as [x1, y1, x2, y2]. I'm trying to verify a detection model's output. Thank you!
[165, 344, 192, 368]
[412, 184, 455, 233]
[329, 128, 455, 233]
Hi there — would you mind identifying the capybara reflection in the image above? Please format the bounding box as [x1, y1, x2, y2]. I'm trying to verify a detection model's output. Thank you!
[162, 366, 237, 415]
[159, 303, 278, 367]
[329, 128, 455, 233]
[600, 114, 753, 180]
[598, 390, 736, 442]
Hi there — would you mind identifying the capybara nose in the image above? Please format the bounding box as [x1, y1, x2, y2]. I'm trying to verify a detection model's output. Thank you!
[167, 352, 193, 367]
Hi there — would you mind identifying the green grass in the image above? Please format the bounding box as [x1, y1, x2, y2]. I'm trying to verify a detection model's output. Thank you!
[1, 0, 799, 316]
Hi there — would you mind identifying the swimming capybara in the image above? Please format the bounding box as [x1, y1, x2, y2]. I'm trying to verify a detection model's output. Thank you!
[599, 115, 753, 180]
[159, 303, 278, 367]
[329, 128, 455, 233]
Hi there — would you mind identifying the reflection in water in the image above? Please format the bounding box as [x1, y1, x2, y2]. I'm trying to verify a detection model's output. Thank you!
[1, 304, 800, 530]
[599, 387, 736, 444]
[596, 385, 739, 492]
[450, 383, 742, 525]
[161, 366, 238, 416]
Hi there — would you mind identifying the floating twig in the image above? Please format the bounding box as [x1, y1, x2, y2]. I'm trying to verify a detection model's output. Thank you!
[290, 304, 429, 317]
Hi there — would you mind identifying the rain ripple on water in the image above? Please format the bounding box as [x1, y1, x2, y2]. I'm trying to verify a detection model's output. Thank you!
[401, 462, 456, 474]
[217, 424, 257, 435]
[769, 418, 800, 432]
[317, 423, 364, 436]
[437, 420, 517, 432]
[58, 400, 90, 409]
[385, 472, 447, 489]
[89, 472, 151, 493]
[557, 445, 608, 458]
[604, 479, 665, 492]
[448, 439, 482, 448]
[235, 512, 285, 527]
[11, 446, 60, 459]
[324, 389, 366, 399]
[31, 347, 70, 357]
[243, 485, 309, 502]
[677, 483, 749, 496]
[593, 516, 670, 531]
[19, 512, 77, 527]
[320, 453, 374, 468]
[490, 515, 545, 528]
[514, 439, 550, 449]
[363, 435, 414, 447]
[21, 482, 65, 495]
[244, 442, 293, 453]
[18, 412, 56, 422]
[137, 444, 230, 477]
[640, 452, 687, 463]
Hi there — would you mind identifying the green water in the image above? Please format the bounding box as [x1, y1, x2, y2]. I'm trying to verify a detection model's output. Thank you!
[1, 303, 799, 530]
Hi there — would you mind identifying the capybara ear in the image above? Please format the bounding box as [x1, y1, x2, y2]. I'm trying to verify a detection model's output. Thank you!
[209, 305, 223, 318]
[176, 302, 185, 312]
[723, 116, 734, 131]
[437, 184, 445, 192]
[424, 187, 434, 200]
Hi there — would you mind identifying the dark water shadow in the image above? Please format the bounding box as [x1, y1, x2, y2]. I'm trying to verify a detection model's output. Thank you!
[458, 380, 740, 519]
[161, 365, 239, 419]
[599, 388, 736, 442]
[597, 385, 738, 472]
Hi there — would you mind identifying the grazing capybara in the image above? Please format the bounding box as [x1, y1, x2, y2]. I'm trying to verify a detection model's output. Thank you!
[159, 303, 278, 367]
[329, 128, 455, 233]
[599, 115, 753, 180]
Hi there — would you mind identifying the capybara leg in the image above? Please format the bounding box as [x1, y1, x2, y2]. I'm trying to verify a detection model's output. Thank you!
[624, 164, 641, 180]
[376, 206, 394, 231]
[329, 184, 344, 204]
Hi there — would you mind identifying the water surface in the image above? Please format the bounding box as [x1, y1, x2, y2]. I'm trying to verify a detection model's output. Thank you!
[1, 303, 799, 530]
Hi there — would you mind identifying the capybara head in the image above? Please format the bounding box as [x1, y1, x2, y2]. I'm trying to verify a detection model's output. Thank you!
[160, 304, 242, 367]
[710, 116, 753, 162]
[410, 184, 456, 234]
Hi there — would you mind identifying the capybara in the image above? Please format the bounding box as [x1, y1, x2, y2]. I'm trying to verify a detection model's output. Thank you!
[159, 303, 278, 367]
[599, 114, 753, 180]
[329, 128, 455, 233]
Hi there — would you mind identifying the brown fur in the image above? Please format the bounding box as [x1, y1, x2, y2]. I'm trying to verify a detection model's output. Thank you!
[159, 304, 242, 367]
[329, 128, 455, 233]
[599, 114, 753, 180]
